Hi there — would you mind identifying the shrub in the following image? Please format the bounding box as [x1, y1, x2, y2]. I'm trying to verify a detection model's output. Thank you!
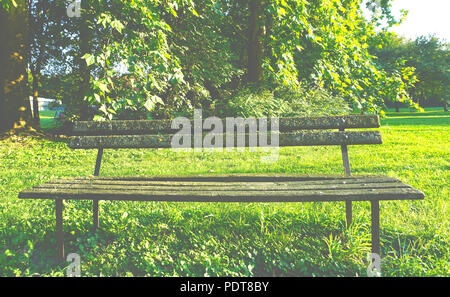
[221, 84, 350, 118]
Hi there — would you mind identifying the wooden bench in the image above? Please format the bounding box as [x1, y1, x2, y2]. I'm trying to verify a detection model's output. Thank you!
[19, 115, 425, 263]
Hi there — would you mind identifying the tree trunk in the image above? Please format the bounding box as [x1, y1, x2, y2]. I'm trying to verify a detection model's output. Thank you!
[445, 101, 448, 112]
[204, 80, 223, 101]
[28, 0, 47, 129]
[247, 0, 264, 84]
[77, 17, 92, 120]
[0, 1, 32, 133]
[32, 72, 40, 127]
[395, 101, 400, 112]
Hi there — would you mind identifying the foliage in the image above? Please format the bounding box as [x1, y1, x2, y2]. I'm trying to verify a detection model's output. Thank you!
[79, 0, 199, 120]
[368, 32, 449, 110]
[75, 0, 411, 120]
[0, 0, 17, 10]
[223, 84, 349, 118]
[406, 36, 449, 107]
[290, 1, 420, 114]
[19, 0, 438, 120]
[0, 0, 33, 132]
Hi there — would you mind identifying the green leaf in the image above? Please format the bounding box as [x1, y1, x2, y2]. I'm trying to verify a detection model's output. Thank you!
[82, 54, 95, 67]
[93, 93, 101, 103]
[144, 99, 154, 111]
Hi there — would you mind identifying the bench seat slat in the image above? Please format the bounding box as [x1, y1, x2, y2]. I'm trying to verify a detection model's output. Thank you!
[18, 187, 424, 202]
[68, 131, 382, 149]
[44, 177, 401, 187]
[51, 174, 399, 183]
[33, 182, 411, 192]
[71, 115, 380, 135]
[19, 175, 424, 202]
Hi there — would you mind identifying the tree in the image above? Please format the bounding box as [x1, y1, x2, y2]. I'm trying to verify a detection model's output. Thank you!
[28, 0, 50, 127]
[406, 36, 449, 111]
[247, 0, 264, 84]
[0, 0, 32, 133]
[368, 31, 419, 112]
[8, 0, 415, 121]
[369, 33, 449, 111]
[80, 0, 196, 120]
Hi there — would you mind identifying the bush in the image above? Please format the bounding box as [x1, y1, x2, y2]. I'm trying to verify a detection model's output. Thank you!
[115, 107, 148, 120]
[221, 84, 350, 118]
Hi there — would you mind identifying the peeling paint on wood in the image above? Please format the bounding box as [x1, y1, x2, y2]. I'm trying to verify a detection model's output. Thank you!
[71, 115, 380, 135]
[68, 131, 382, 149]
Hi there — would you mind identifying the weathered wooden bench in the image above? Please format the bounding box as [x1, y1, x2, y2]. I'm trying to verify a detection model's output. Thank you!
[19, 115, 424, 263]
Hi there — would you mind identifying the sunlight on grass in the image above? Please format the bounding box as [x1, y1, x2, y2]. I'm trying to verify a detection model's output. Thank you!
[0, 108, 448, 276]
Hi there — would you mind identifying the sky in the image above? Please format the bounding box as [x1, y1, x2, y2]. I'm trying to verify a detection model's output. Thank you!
[387, 0, 450, 41]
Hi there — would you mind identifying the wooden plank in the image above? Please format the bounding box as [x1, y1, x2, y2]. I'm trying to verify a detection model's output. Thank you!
[40, 179, 402, 189]
[279, 115, 380, 131]
[19, 187, 425, 202]
[68, 131, 382, 149]
[33, 182, 411, 192]
[44, 177, 400, 187]
[71, 115, 380, 135]
[279, 131, 382, 147]
[52, 174, 399, 182]
[72, 119, 174, 135]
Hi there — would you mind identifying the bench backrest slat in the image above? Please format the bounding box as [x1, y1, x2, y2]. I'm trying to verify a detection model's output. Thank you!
[68, 131, 382, 149]
[68, 115, 382, 149]
[71, 115, 380, 136]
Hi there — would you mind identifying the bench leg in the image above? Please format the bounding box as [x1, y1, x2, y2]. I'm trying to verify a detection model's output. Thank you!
[55, 199, 64, 262]
[345, 201, 352, 228]
[93, 200, 99, 230]
[339, 139, 352, 229]
[92, 148, 103, 231]
[371, 200, 381, 256]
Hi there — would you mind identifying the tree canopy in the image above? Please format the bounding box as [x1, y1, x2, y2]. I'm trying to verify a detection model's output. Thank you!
[74, 0, 416, 120]
[369, 32, 449, 110]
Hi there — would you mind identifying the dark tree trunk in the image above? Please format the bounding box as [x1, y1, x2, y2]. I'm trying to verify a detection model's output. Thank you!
[78, 18, 92, 120]
[445, 101, 448, 112]
[395, 101, 400, 112]
[32, 72, 40, 127]
[0, 1, 32, 133]
[28, 0, 48, 129]
[204, 80, 223, 101]
[247, 0, 264, 84]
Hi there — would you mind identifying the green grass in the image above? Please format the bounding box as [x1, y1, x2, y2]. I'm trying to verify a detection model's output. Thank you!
[0, 109, 448, 276]
[38, 110, 58, 130]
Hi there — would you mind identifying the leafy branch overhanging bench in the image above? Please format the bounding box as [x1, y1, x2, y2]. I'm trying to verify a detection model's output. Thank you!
[19, 115, 425, 263]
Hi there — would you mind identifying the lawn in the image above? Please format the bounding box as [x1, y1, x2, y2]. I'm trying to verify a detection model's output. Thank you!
[0, 108, 448, 276]
[38, 110, 58, 130]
